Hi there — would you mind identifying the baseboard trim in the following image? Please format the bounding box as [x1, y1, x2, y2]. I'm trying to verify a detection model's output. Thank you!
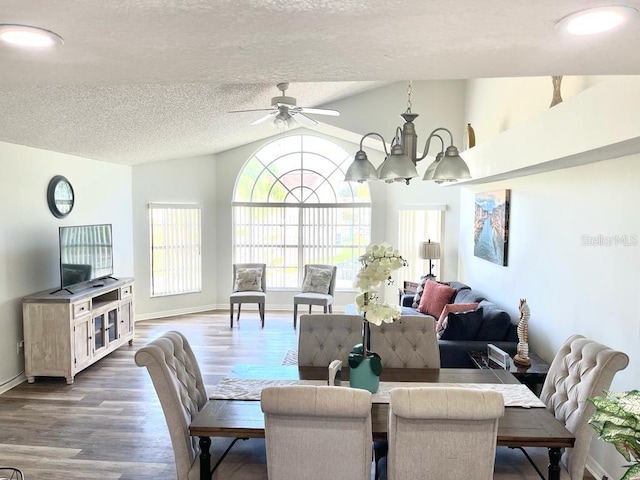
[0, 371, 26, 395]
[134, 304, 354, 322]
[586, 455, 611, 480]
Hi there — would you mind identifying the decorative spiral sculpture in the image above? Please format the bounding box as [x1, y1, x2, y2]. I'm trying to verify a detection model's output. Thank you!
[513, 298, 532, 367]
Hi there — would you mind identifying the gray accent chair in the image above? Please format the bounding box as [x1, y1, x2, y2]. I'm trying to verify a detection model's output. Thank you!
[230, 263, 266, 328]
[378, 387, 504, 480]
[134, 331, 209, 480]
[517, 334, 629, 480]
[370, 315, 441, 368]
[297, 314, 363, 366]
[261, 385, 373, 480]
[293, 264, 337, 328]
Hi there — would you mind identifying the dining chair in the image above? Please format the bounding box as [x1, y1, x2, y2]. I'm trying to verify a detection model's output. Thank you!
[134, 331, 243, 480]
[370, 315, 441, 368]
[230, 263, 267, 328]
[513, 334, 629, 480]
[378, 387, 504, 480]
[297, 313, 364, 367]
[293, 264, 337, 328]
[261, 385, 372, 480]
[0, 467, 24, 480]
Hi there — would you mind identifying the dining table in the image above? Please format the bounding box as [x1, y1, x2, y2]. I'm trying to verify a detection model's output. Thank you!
[189, 365, 574, 480]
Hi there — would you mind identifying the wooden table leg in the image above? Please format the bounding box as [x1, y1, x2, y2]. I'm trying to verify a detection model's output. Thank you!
[548, 447, 562, 480]
[199, 436, 211, 480]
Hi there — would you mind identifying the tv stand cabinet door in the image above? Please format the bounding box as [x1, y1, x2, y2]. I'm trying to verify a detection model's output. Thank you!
[23, 303, 73, 384]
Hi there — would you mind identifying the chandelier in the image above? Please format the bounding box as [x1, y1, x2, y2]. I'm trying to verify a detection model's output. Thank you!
[345, 82, 471, 184]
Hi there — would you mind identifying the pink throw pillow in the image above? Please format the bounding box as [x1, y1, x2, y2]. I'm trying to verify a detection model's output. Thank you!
[436, 302, 479, 334]
[416, 280, 457, 317]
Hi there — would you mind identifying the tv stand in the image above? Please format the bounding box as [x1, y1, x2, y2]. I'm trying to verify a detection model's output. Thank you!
[22, 278, 135, 384]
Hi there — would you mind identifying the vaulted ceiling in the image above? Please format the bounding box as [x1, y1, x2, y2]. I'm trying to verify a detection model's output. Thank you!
[1, 0, 639, 165]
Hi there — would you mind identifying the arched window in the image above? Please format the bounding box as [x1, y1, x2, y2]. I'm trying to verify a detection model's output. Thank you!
[233, 134, 371, 289]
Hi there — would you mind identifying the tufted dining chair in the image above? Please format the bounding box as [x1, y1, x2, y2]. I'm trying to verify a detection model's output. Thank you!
[378, 387, 504, 480]
[261, 385, 373, 480]
[297, 313, 363, 366]
[293, 264, 338, 328]
[515, 334, 629, 480]
[230, 263, 267, 328]
[134, 331, 210, 480]
[370, 315, 440, 368]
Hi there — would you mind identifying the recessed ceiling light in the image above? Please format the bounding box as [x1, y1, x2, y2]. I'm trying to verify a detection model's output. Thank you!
[556, 5, 638, 35]
[0, 24, 64, 48]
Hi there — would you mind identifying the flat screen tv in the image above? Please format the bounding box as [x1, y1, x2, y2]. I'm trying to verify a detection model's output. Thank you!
[58, 224, 114, 292]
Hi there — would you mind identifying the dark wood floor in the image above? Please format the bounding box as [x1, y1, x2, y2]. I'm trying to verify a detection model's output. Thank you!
[0, 310, 594, 480]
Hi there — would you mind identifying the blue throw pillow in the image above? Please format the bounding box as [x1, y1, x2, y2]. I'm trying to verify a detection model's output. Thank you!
[440, 308, 483, 341]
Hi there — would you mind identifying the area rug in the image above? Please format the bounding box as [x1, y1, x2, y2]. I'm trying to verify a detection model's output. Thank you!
[281, 349, 298, 365]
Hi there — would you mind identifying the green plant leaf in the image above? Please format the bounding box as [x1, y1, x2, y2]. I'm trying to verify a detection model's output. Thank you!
[348, 351, 364, 369]
[369, 355, 382, 376]
[620, 462, 640, 480]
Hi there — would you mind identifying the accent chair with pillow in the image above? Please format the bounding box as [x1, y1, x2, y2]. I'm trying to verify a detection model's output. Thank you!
[230, 263, 266, 328]
[292, 264, 337, 328]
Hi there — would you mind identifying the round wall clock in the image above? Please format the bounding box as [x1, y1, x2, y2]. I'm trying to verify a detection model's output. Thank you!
[47, 175, 75, 218]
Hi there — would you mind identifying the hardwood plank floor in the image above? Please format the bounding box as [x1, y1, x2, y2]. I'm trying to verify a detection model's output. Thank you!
[0, 310, 593, 480]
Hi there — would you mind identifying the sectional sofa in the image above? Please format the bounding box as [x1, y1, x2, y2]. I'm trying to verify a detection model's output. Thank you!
[401, 280, 518, 368]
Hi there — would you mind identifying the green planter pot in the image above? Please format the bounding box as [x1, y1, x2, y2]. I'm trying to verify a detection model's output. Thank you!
[349, 358, 380, 393]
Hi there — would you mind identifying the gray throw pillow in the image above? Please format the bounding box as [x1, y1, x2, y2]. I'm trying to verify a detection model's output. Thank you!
[233, 267, 263, 292]
[301, 267, 333, 294]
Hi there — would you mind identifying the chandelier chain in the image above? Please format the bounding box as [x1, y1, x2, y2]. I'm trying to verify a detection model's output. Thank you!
[406, 81, 412, 113]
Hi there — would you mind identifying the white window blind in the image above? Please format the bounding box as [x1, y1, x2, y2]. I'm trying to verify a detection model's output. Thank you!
[397, 206, 445, 284]
[149, 203, 202, 297]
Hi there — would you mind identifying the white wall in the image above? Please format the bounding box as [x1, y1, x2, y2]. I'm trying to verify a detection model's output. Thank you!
[0, 141, 133, 391]
[132, 154, 218, 319]
[461, 76, 640, 479]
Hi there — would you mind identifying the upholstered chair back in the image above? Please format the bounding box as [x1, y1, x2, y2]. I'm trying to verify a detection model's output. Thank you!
[370, 315, 440, 368]
[232, 263, 267, 292]
[135, 331, 208, 480]
[261, 385, 372, 480]
[540, 334, 629, 480]
[384, 387, 504, 480]
[297, 314, 363, 366]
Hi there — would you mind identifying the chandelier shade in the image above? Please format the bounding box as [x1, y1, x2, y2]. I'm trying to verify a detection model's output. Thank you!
[344, 82, 471, 185]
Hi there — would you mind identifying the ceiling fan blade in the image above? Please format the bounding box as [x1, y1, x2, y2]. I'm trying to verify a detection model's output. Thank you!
[251, 112, 277, 125]
[293, 113, 318, 127]
[298, 107, 340, 117]
[228, 108, 276, 113]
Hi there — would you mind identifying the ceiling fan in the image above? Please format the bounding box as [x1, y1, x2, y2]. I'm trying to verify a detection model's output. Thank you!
[229, 82, 340, 127]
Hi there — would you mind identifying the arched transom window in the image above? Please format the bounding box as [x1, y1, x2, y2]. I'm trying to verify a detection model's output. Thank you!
[232, 134, 371, 289]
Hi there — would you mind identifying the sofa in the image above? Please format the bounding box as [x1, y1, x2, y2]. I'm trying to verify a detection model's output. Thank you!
[401, 280, 517, 368]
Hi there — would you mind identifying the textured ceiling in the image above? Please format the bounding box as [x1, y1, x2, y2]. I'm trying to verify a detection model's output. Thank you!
[1, 0, 640, 165]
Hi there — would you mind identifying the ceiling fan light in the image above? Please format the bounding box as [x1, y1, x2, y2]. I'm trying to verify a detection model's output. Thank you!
[432, 146, 471, 182]
[345, 151, 379, 182]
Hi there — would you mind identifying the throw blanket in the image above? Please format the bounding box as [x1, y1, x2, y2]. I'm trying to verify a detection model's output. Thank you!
[209, 377, 546, 408]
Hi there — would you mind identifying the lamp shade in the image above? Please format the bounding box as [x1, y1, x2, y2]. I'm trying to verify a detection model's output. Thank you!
[419, 240, 441, 260]
[378, 151, 418, 182]
[345, 150, 379, 182]
[432, 146, 471, 183]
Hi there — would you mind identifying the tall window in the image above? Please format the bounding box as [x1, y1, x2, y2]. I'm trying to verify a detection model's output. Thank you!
[149, 203, 202, 297]
[233, 134, 371, 289]
[397, 207, 445, 284]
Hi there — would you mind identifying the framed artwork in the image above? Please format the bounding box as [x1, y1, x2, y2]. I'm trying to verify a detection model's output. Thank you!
[474, 189, 510, 266]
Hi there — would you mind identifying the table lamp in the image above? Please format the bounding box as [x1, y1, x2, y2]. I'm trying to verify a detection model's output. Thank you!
[419, 239, 441, 280]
